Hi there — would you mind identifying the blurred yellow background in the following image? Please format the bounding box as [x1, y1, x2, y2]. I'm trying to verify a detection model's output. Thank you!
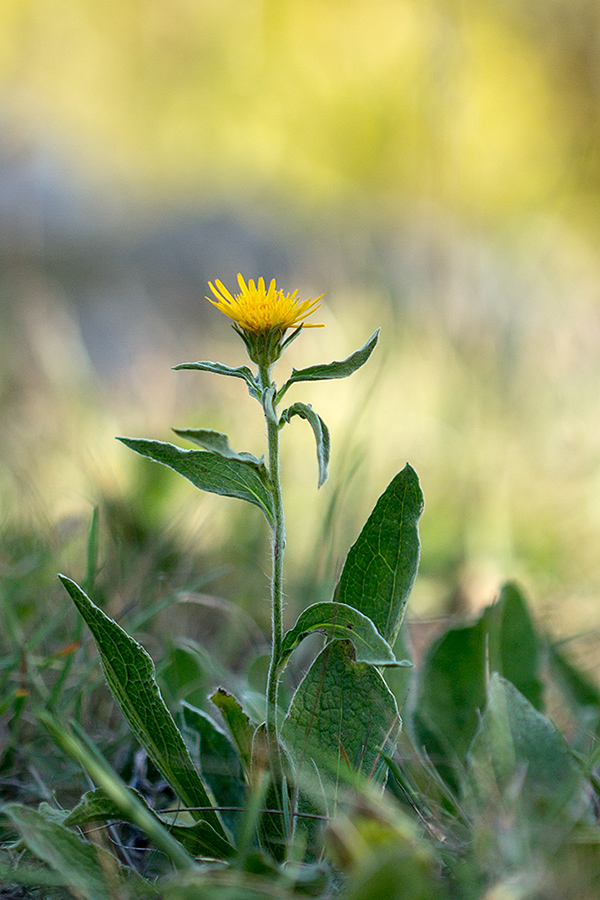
[3, 0, 600, 639]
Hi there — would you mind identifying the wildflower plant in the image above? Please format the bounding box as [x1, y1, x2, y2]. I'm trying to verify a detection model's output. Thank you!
[5, 276, 600, 899]
[5, 275, 425, 887]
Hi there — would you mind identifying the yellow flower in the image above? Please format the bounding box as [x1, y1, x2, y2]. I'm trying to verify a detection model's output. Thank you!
[207, 274, 323, 336]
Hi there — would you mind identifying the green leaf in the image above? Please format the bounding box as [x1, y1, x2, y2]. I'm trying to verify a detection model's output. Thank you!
[261, 383, 278, 425]
[277, 328, 380, 400]
[468, 673, 583, 814]
[279, 402, 331, 488]
[172, 359, 260, 400]
[482, 581, 544, 711]
[4, 803, 155, 900]
[62, 788, 137, 828]
[210, 688, 256, 778]
[181, 702, 245, 835]
[58, 575, 232, 847]
[279, 601, 412, 672]
[117, 438, 274, 526]
[40, 714, 204, 867]
[412, 582, 543, 791]
[249, 725, 295, 863]
[172, 428, 265, 468]
[62, 787, 233, 860]
[283, 641, 400, 787]
[334, 464, 423, 646]
[160, 639, 212, 708]
[412, 622, 487, 792]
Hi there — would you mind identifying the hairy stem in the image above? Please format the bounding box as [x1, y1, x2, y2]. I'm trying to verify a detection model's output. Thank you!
[259, 364, 286, 767]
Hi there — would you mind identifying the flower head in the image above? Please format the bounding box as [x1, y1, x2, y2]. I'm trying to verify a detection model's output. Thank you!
[207, 274, 323, 366]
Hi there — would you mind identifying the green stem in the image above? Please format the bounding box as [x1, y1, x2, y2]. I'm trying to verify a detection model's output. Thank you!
[259, 365, 286, 767]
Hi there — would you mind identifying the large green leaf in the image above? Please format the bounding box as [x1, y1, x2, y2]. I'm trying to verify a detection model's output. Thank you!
[283, 641, 400, 787]
[4, 803, 155, 900]
[277, 329, 380, 401]
[279, 602, 412, 672]
[172, 359, 260, 399]
[118, 438, 274, 526]
[412, 582, 543, 791]
[468, 674, 583, 814]
[58, 575, 232, 847]
[279, 402, 331, 488]
[334, 464, 423, 646]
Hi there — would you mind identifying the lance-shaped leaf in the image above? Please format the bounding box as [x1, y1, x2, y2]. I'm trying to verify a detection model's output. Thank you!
[173, 359, 260, 400]
[334, 463, 423, 646]
[279, 602, 412, 672]
[173, 428, 265, 468]
[210, 688, 256, 777]
[277, 329, 379, 401]
[279, 402, 331, 488]
[283, 640, 400, 786]
[118, 438, 274, 526]
[58, 575, 232, 847]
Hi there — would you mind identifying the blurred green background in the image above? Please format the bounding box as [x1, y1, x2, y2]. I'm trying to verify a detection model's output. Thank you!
[3, 0, 600, 640]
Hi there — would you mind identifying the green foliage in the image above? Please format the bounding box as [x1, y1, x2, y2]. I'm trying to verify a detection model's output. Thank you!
[172, 360, 260, 400]
[468, 674, 583, 816]
[41, 715, 204, 868]
[277, 329, 380, 401]
[181, 701, 246, 835]
[4, 804, 157, 900]
[210, 688, 257, 777]
[334, 463, 424, 646]
[10, 320, 600, 900]
[413, 581, 543, 790]
[58, 575, 231, 848]
[172, 428, 265, 468]
[279, 402, 331, 489]
[284, 640, 400, 786]
[118, 437, 275, 525]
[7, 528, 600, 898]
[279, 601, 411, 671]
[62, 787, 223, 860]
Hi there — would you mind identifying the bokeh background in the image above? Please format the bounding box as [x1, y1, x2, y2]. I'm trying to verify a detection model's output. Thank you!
[4, 0, 600, 642]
